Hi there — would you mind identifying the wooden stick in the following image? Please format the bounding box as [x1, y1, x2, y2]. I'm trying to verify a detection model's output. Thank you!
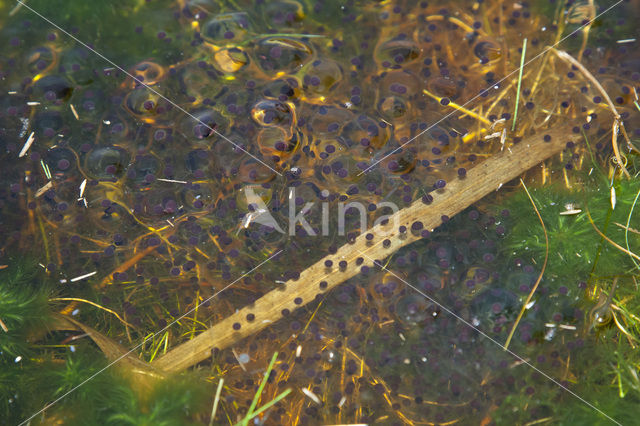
[153, 124, 583, 373]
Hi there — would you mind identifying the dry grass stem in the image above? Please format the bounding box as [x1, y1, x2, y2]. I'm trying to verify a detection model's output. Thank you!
[586, 209, 640, 261]
[553, 48, 632, 178]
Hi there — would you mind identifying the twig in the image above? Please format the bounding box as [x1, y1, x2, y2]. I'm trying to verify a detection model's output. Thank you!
[504, 179, 548, 350]
[209, 378, 224, 426]
[152, 123, 583, 373]
[51, 314, 161, 378]
[512, 38, 527, 131]
[0, 317, 8, 332]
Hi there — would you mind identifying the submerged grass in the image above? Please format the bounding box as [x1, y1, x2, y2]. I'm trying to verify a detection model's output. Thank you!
[0, 0, 639, 423]
[512, 38, 528, 131]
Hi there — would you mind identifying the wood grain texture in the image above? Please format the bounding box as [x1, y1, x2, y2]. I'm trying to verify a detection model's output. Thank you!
[153, 124, 582, 372]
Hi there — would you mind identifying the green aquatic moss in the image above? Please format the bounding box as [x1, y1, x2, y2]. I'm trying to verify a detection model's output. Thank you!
[6, 344, 211, 425]
[498, 176, 640, 283]
[105, 371, 210, 426]
[0, 257, 53, 358]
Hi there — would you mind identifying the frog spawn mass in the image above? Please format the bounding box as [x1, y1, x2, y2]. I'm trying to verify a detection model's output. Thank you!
[1, 0, 639, 424]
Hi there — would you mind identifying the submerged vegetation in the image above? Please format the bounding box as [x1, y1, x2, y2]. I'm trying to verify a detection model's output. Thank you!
[1, 0, 640, 424]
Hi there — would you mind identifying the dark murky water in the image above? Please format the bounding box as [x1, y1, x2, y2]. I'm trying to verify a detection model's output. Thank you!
[1, 0, 640, 424]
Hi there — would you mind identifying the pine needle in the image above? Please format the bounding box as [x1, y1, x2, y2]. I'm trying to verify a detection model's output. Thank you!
[512, 38, 527, 131]
[504, 179, 548, 350]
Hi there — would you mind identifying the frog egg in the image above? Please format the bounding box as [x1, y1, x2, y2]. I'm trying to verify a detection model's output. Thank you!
[256, 127, 300, 159]
[473, 38, 502, 63]
[235, 184, 273, 213]
[179, 0, 222, 20]
[306, 104, 352, 137]
[395, 293, 432, 326]
[33, 111, 64, 137]
[340, 115, 390, 150]
[209, 130, 250, 176]
[84, 146, 130, 180]
[262, 0, 305, 27]
[374, 37, 421, 67]
[259, 77, 302, 101]
[34, 75, 73, 102]
[236, 157, 279, 183]
[179, 108, 229, 142]
[26, 45, 58, 75]
[123, 86, 173, 125]
[470, 288, 518, 330]
[319, 153, 366, 184]
[84, 199, 138, 234]
[179, 181, 216, 211]
[100, 112, 131, 142]
[201, 12, 250, 43]
[420, 123, 460, 158]
[129, 61, 166, 87]
[380, 148, 416, 175]
[379, 69, 422, 96]
[45, 147, 77, 177]
[370, 271, 403, 300]
[253, 37, 313, 74]
[459, 266, 493, 301]
[507, 271, 538, 294]
[177, 64, 223, 103]
[129, 188, 182, 221]
[378, 95, 409, 121]
[251, 99, 296, 129]
[185, 149, 216, 176]
[426, 77, 460, 100]
[320, 348, 338, 369]
[59, 47, 94, 86]
[125, 154, 162, 190]
[300, 58, 343, 99]
[213, 47, 249, 73]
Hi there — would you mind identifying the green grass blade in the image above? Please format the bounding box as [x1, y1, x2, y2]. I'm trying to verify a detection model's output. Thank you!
[241, 388, 292, 424]
[240, 351, 278, 426]
[624, 187, 640, 271]
[512, 38, 528, 131]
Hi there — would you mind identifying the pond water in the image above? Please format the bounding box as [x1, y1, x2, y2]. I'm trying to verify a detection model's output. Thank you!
[1, 0, 640, 425]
